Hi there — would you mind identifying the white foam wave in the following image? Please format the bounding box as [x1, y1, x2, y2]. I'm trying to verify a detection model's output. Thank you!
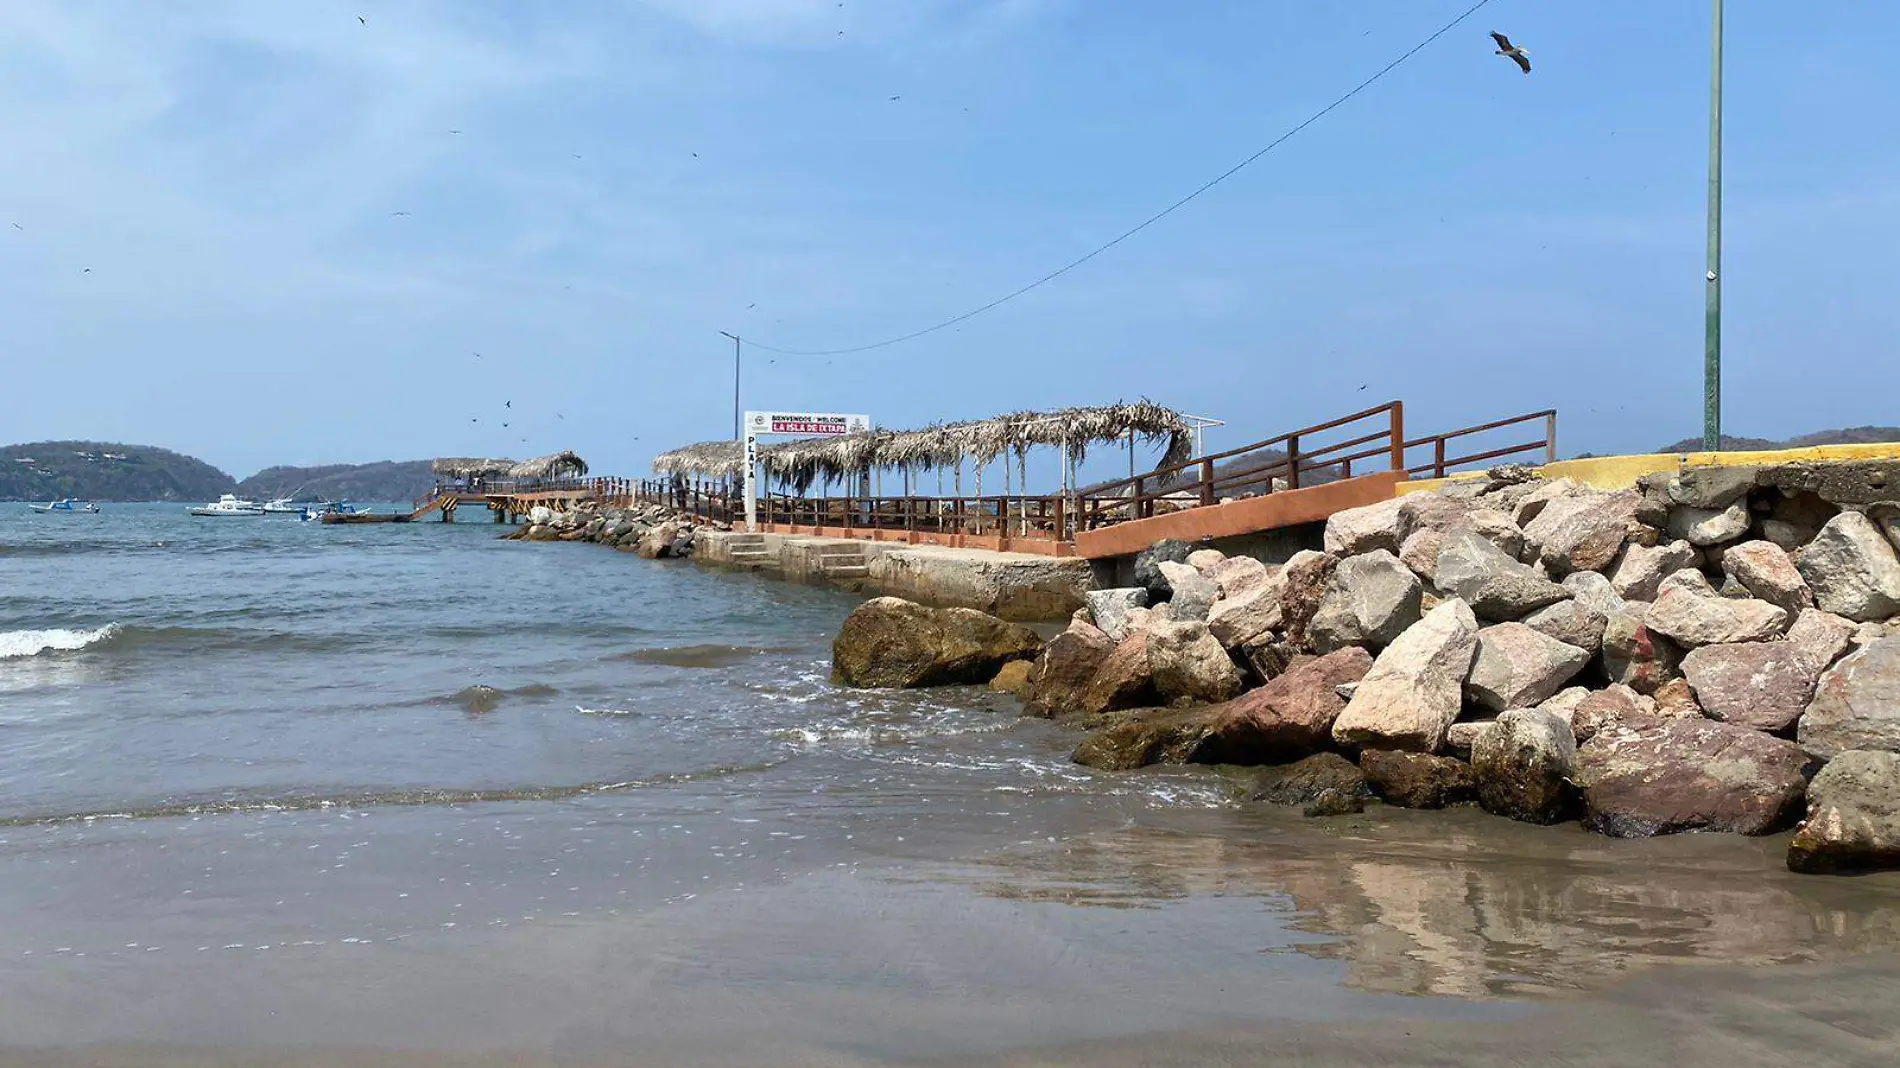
[0, 624, 120, 660]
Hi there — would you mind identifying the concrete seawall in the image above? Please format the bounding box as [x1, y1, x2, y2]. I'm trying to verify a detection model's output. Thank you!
[696, 530, 1093, 621]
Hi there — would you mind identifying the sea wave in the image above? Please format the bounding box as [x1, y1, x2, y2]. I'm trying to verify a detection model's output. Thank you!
[0, 761, 785, 826]
[0, 625, 121, 660]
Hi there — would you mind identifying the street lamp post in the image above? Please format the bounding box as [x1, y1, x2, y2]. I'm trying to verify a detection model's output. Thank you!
[1703, 0, 1723, 452]
[719, 331, 741, 440]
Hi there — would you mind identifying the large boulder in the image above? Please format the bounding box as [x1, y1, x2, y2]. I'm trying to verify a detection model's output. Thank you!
[1787, 750, 1900, 874]
[1156, 561, 1219, 622]
[1145, 621, 1244, 706]
[1610, 540, 1699, 602]
[1570, 684, 1659, 743]
[1203, 648, 1373, 762]
[1206, 570, 1286, 650]
[1464, 510, 1529, 560]
[1278, 550, 1339, 650]
[1465, 622, 1591, 712]
[1084, 588, 1149, 642]
[1471, 709, 1577, 824]
[1306, 550, 1423, 653]
[1021, 620, 1117, 717]
[1206, 555, 1273, 598]
[1575, 719, 1813, 837]
[1668, 503, 1751, 547]
[1787, 608, 1857, 674]
[1681, 640, 1823, 733]
[1722, 541, 1813, 615]
[1359, 749, 1477, 809]
[989, 660, 1034, 696]
[1186, 548, 1226, 573]
[1644, 569, 1789, 648]
[1331, 599, 1480, 753]
[1434, 529, 1570, 622]
[1521, 491, 1639, 576]
[1520, 598, 1608, 658]
[1601, 612, 1683, 693]
[1667, 465, 1759, 509]
[1073, 628, 1161, 715]
[1799, 637, 1900, 758]
[1071, 648, 1372, 769]
[1323, 497, 1409, 557]
[1563, 570, 1631, 617]
[1398, 528, 1446, 583]
[1248, 753, 1367, 806]
[1132, 539, 1194, 602]
[1796, 512, 1900, 623]
[1510, 478, 1585, 526]
[832, 598, 1043, 688]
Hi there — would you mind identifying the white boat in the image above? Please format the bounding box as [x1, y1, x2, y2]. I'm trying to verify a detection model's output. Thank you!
[262, 497, 306, 514]
[30, 498, 100, 514]
[188, 494, 266, 517]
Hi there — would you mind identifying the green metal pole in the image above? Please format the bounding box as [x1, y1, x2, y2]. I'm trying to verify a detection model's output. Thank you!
[1703, 0, 1723, 452]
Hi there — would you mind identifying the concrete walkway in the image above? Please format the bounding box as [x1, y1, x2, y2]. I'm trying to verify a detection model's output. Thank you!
[697, 530, 1094, 621]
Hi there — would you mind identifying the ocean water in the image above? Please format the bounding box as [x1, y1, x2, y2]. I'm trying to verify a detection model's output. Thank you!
[4, 503, 1900, 1064]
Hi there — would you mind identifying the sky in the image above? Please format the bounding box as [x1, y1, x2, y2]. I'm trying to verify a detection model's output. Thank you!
[3, 0, 1897, 485]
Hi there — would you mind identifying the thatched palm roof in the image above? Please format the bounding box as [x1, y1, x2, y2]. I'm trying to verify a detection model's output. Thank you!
[433, 457, 517, 479]
[650, 401, 1194, 489]
[508, 450, 589, 480]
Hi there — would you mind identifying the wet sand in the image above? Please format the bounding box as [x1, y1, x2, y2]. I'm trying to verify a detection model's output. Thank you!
[6, 799, 1900, 1068]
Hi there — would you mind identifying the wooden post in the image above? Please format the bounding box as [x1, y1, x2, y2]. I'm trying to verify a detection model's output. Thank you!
[1199, 458, 1215, 505]
[1545, 411, 1559, 465]
[1133, 475, 1145, 520]
[1434, 438, 1448, 478]
[1388, 401, 1405, 473]
[1286, 435, 1301, 491]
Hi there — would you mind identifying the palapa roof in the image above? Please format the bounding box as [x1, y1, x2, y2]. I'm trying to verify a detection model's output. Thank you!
[650, 401, 1194, 491]
[432, 456, 517, 478]
[507, 450, 590, 480]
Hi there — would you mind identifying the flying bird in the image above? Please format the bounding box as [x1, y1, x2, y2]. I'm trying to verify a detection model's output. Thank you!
[390, 211, 411, 217]
[448, 129, 462, 135]
[888, 95, 901, 101]
[504, 400, 511, 408]
[746, 302, 756, 309]
[1490, 31, 1530, 74]
[82, 268, 91, 274]
[358, 15, 365, 24]
[472, 352, 483, 359]
[9, 222, 20, 230]
[502, 422, 510, 428]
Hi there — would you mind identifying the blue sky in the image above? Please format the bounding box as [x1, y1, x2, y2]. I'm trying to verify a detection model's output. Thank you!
[3, 0, 1896, 483]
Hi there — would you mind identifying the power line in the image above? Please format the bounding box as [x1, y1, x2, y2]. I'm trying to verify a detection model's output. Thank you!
[743, 0, 1497, 358]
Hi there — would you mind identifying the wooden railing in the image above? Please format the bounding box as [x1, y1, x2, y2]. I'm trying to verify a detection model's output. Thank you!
[1403, 409, 1557, 479]
[1077, 401, 1406, 531]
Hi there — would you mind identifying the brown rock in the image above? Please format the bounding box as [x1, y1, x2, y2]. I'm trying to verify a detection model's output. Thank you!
[1247, 753, 1367, 806]
[1575, 719, 1814, 837]
[1359, 749, 1477, 809]
[988, 659, 1034, 696]
[1645, 569, 1790, 648]
[1465, 622, 1591, 712]
[1522, 491, 1640, 576]
[1611, 540, 1699, 602]
[1723, 540, 1814, 615]
[1521, 598, 1608, 658]
[1279, 550, 1338, 651]
[1681, 640, 1822, 733]
[1146, 621, 1244, 706]
[1398, 528, 1446, 583]
[1651, 677, 1703, 719]
[1786, 609, 1857, 674]
[1021, 620, 1116, 717]
[1601, 612, 1684, 694]
[1570, 684, 1659, 743]
[832, 597, 1043, 689]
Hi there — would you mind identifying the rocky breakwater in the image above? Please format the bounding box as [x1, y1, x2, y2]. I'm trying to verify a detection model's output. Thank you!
[502, 500, 719, 559]
[828, 460, 1900, 876]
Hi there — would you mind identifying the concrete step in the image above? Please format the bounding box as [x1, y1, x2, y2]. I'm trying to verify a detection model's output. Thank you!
[825, 565, 870, 579]
[729, 549, 772, 560]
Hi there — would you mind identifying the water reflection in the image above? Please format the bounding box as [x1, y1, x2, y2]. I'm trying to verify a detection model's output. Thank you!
[956, 805, 1900, 999]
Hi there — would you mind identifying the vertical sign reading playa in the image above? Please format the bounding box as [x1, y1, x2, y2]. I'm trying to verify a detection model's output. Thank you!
[743, 411, 871, 531]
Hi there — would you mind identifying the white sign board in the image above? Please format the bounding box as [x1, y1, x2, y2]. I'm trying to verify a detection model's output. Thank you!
[741, 410, 872, 532]
[747, 411, 870, 437]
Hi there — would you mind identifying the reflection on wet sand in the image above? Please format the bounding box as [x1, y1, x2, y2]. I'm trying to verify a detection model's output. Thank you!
[956, 804, 1900, 999]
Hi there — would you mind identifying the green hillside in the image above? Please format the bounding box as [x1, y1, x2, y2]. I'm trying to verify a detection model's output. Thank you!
[0, 441, 235, 502]
[235, 460, 435, 503]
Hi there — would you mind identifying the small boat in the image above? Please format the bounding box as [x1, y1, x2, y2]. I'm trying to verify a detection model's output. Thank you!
[299, 501, 367, 521]
[30, 498, 100, 514]
[188, 494, 266, 517]
[262, 497, 307, 515]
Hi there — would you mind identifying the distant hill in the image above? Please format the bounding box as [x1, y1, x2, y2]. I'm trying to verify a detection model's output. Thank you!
[1654, 426, 1900, 454]
[0, 441, 234, 502]
[235, 460, 435, 504]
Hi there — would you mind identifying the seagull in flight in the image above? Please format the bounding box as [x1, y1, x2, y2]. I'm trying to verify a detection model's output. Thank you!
[504, 400, 511, 408]
[358, 15, 366, 24]
[1490, 31, 1530, 74]
[390, 211, 411, 217]
[888, 95, 901, 101]
[8, 222, 20, 231]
